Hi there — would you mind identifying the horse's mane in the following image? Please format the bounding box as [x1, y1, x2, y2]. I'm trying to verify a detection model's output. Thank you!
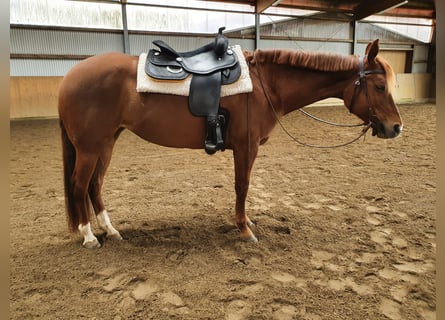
[247, 49, 359, 72]
[244, 49, 396, 92]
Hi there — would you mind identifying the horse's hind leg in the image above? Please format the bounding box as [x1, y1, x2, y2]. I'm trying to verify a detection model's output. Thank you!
[89, 138, 123, 242]
[72, 152, 102, 249]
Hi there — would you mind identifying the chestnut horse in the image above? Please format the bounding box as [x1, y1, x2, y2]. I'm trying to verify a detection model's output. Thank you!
[58, 39, 402, 248]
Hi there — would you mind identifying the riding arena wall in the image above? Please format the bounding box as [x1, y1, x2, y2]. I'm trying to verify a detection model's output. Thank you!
[10, 17, 435, 119]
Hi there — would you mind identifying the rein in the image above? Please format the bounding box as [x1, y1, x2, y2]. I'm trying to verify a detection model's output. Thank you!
[254, 53, 383, 149]
[298, 108, 365, 128]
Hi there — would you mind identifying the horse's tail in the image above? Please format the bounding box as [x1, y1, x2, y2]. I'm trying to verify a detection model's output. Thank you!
[60, 119, 81, 232]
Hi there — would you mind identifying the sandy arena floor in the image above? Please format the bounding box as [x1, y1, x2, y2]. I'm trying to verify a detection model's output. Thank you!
[10, 103, 435, 320]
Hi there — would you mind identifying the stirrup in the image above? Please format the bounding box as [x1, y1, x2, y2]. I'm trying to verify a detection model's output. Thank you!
[205, 115, 225, 155]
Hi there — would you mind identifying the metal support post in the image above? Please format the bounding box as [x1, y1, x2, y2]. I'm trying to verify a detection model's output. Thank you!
[121, 0, 130, 54]
[255, 13, 261, 50]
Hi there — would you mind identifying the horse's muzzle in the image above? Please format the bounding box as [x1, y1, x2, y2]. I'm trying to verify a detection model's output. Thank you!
[372, 122, 403, 139]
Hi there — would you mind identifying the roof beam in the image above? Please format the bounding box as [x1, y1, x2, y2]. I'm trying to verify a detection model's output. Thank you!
[256, 0, 280, 13]
[277, 0, 355, 14]
[354, 0, 408, 20]
[384, 7, 436, 19]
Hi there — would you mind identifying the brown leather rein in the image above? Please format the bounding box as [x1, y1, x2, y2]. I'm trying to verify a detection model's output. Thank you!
[255, 54, 385, 149]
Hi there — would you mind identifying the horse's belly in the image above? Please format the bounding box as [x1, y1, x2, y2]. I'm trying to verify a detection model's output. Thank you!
[132, 123, 206, 149]
[125, 98, 207, 149]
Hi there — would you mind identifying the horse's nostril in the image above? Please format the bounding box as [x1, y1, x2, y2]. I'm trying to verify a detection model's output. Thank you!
[379, 123, 385, 133]
[394, 124, 401, 135]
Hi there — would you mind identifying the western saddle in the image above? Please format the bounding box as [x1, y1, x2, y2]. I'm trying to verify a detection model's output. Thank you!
[145, 27, 241, 154]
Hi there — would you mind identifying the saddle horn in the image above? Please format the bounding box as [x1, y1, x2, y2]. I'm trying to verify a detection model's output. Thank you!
[214, 27, 228, 58]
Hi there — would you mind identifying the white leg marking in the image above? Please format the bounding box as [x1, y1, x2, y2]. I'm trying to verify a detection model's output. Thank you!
[78, 223, 101, 249]
[97, 210, 123, 240]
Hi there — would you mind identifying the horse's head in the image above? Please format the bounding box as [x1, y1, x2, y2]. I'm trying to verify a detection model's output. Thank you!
[344, 39, 403, 138]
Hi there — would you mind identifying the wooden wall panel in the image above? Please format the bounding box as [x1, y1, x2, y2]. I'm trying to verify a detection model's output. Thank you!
[414, 73, 435, 102]
[10, 74, 435, 119]
[378, 50, 408, 74]
[10, 77, 63, 119]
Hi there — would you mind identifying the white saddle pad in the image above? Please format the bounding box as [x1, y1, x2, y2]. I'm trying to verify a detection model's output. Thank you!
[136, 45, 253, 97]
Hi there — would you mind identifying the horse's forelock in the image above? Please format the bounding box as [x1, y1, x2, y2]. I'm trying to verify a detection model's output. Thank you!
[376, 55, 396, 94]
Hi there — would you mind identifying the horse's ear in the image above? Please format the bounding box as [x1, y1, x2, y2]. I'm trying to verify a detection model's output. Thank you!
[365, 39, 379, 63]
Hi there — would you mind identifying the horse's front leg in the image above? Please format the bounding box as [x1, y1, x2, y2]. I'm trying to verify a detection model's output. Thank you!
[233, 146, 259, 242]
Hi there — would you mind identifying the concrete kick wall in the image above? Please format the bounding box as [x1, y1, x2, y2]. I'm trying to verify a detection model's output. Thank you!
[10, 73, 436, 119]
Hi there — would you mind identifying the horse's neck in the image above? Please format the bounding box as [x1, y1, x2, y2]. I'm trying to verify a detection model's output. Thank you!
[263, 64, 356, 115]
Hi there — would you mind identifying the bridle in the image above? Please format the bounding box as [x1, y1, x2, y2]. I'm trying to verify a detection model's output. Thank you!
[348, 55, 385, 118]
[255, 53, 386, 148]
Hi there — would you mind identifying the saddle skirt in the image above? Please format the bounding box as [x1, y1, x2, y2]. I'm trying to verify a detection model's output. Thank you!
[136, 45, 253, 97]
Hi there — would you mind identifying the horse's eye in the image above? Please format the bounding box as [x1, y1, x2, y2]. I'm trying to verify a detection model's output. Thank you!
[375, 85, 385, 92]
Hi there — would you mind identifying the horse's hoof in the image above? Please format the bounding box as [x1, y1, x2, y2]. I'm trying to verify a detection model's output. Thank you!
[107, 232, 123, 241]
[246, 235, 259, 243]
[83, 238, 101, 249]
[247, 220, 255, 228]
[240, 233, 258, 243]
